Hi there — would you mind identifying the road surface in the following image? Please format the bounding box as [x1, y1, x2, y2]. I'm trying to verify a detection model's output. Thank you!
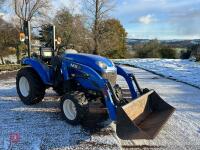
[0, 66, 200, 150]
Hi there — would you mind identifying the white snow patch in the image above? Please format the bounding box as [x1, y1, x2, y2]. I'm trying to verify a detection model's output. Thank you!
[0, 55, 17, 64]
[115, 59, 200, 88]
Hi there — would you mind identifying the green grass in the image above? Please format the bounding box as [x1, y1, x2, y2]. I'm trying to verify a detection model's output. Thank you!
[0, 64, 21, 72]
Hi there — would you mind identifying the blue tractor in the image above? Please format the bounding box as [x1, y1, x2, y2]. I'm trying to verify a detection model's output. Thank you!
[16, 23, 175, 140]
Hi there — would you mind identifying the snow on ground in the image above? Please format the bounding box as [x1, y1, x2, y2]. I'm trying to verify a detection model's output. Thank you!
[0, 76, 120, 150]
[0, 64, 200, 149]
[114, 59, 200, 88]
[0, 55, 17, 64]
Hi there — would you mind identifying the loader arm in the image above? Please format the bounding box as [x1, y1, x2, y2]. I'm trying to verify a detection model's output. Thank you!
[116, 65, 138, 99]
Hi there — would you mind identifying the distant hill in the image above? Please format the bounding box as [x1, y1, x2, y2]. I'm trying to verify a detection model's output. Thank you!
[127, 38, 200, 48]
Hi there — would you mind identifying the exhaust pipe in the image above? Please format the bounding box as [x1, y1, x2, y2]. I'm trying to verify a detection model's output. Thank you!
[116, 90, 175, 140]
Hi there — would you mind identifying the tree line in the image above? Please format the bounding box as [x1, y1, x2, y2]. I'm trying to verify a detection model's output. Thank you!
[130, 39, 200, 60]
[131, 39, 177, 59]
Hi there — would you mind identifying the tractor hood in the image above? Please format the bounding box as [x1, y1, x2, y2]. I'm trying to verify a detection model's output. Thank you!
[64, 53, 116, 73]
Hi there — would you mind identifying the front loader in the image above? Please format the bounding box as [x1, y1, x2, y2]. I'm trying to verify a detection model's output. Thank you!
[16, 22, 175, 140]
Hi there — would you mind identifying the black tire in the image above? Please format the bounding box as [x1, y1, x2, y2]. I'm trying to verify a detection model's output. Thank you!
[60, 91, 89, 125]
[16, 67, 45, 105]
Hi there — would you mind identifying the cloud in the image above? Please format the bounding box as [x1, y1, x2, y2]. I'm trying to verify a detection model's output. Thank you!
[113, 0, 200, 39]
[52, 0, 82, 15]
[138, 14, 156, 24]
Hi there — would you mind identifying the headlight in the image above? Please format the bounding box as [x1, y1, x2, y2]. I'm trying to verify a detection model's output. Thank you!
[97, 61, 107, 69]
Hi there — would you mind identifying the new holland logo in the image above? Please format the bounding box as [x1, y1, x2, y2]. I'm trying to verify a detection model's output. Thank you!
[70, 63, 81, 70]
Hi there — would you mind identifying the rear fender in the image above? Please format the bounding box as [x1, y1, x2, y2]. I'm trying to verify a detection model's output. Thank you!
[22, 58, 52, 85]
[116, 65, 137, 99]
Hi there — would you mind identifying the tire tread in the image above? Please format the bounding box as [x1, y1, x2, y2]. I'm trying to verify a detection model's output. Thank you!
[16, 67, 45, 105]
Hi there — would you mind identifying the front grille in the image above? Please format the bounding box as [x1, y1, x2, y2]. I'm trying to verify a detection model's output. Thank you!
[102, 72, 117, 85]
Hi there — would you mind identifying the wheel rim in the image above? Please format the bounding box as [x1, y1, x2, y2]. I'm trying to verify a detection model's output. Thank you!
[63, 99, 77, 121]
[19, 76, 30, 97]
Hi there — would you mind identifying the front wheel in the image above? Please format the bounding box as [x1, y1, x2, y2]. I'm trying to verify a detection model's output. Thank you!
[16, 67, 45, 105]
[60, 91, 88, 125]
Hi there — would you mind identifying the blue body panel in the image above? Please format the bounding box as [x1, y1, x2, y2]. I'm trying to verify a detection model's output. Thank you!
[21, 54, 139, 121]
[64, 53, 115, 73]
[104, 88, 117, 120]
[22, 58, 53, 85]
[62, 60, 105, 90]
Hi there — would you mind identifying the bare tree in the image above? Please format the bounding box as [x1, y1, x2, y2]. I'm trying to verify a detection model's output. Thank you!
[12, 0, 50, 30]
[84, 0, 115, 55]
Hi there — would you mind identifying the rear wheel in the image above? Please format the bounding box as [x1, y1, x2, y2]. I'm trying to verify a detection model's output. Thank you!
[16, 67, 45, 105]
[60, 91, 88, 125]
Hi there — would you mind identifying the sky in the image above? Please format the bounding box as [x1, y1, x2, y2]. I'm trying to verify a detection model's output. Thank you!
[112, 0, 200, 40]
[1, 0, 200, 40]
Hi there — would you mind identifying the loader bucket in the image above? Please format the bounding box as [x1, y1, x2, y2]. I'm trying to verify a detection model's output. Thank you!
[116, 90, 175, 140]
